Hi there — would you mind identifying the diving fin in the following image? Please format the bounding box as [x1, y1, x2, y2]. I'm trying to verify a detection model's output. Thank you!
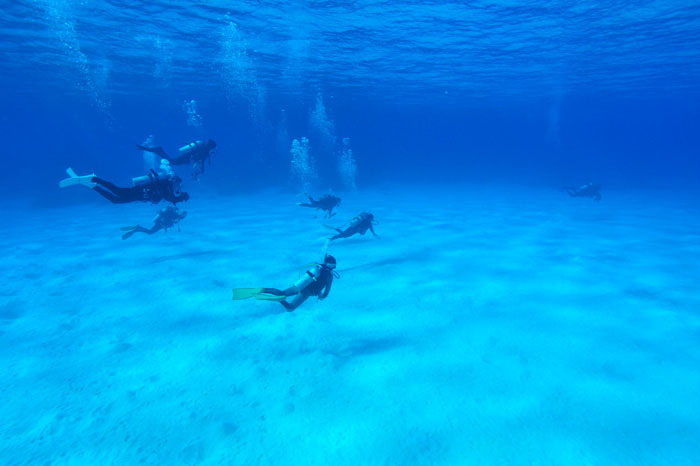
[253, 293, 286, 302]
[232, 288, 287, 301]
[321, 224, 343, 233]
[232, 287, 264, 300]
[59, 167, 96, 188]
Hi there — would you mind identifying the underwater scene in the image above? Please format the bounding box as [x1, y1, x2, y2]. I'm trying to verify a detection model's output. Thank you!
[2, 1, 700, 464]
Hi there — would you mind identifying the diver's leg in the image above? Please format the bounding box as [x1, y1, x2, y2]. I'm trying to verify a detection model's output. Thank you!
[93, 186, 122, 203]
[167, 155, 188, 165]
[93, 186, 139, 204]
[93, 178, 142, 204]
[262, 287, 297, 297]
[280, 293, 309, 312]
[121, 225, 149, 240]
[145, 225, 163, 235]
[137, 145, 171, 160]
[93, 177, 125, 193]
[298, 195, 316, 208]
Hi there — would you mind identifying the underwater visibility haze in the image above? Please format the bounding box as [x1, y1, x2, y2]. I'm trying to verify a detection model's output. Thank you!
[1, 1, 700, 464]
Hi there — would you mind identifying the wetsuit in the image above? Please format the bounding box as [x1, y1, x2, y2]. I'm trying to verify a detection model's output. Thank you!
[330, 213, 377, 240]
[93, 173, 189, 204]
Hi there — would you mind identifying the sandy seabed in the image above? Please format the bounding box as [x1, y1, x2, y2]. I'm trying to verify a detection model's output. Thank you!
[1, 184, 699, 465]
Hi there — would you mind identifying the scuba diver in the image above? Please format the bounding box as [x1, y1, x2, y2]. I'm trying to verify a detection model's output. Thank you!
[121, 205, 187, 240]
[232, 255, 338, 312]
[566, 182, 602, 202]
[137, 139, 217, 178]
[327, 212, 378, 241]
[59, 167, 190, 204]
[298, 194, 341, 218]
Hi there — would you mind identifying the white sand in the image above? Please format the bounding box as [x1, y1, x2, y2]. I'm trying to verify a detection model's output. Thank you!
[1, 185, 699, 465]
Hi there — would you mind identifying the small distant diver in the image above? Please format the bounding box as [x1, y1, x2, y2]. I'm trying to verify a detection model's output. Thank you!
[137, 139, 217, 178]
[121, 205, 187, 240]
[232, 255, 338, 312]
[566, 182, 602, 202]
[298, 194, 341, 218]
[327, 212, 378, 241]
[59, 167, 190, 204]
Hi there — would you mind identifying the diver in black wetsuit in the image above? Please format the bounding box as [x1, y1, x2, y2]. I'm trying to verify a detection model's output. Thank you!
[328, 212, 378, 241]
[262, 255, 337, 312]
[566, 182, 602, 202]
[137, 139, 216, 178]
[121, 205, 187, 240]
[59, 168, 190, 204]
[233, 255, 338, 312]
[298, 194, 341, 218]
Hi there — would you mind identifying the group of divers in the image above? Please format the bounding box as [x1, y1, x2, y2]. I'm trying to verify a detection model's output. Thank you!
[59, 138, 602, 312]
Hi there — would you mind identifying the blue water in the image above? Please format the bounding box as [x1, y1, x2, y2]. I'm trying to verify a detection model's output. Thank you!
[2, 1, 700, 464]
[2, 0, 700, 198]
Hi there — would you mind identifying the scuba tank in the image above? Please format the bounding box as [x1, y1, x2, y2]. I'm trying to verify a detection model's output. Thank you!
[131, 169, 170, 188]
[293, 264, 322, 291]
[132, 169, 160, 187]
[293, 258, 339, 293]
[178, 141, 202, 157]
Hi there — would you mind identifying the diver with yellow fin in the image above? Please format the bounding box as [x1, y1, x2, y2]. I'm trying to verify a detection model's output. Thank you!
[137, 139, 217, 178]
[233, 254, 338, 312]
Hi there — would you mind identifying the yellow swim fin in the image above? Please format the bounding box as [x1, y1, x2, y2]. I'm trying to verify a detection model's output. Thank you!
[253, 293, 286, 302]
[233, 288, 287, 301]
[232, 288, 263, 300]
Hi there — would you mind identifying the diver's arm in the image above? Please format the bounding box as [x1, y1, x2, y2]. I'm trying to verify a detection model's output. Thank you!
[369, 224, 379, 238]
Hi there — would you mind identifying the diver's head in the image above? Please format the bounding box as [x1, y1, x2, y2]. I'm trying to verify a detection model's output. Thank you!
[207, 139, 217, 149]
[324, 255, 337, 269]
